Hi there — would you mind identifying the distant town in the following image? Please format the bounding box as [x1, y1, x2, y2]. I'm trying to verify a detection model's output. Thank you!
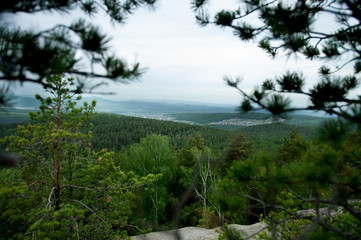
[210, 118, 285, 127]
[121, 113, 284, 127]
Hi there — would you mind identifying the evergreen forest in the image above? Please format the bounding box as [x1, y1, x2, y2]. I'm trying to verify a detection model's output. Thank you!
[1, 75, 360, 239]
[1, 0, 361, 239]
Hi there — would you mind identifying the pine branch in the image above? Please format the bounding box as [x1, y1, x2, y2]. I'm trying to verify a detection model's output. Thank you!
[231, 190, 295, 216]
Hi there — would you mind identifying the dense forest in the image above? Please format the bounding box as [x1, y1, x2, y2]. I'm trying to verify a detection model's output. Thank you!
[1, 76, 360, 239]
[0, 112, 316, 154]
[1, 0, 361, 238]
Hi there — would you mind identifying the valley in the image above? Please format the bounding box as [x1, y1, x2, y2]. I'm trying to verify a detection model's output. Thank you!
[1, 93, 358, 240]
[1, 96, 329, 128]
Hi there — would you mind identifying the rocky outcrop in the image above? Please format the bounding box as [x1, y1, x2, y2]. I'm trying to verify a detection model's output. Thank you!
[131, 222, 267, 240]
[131, 204, 351, 240]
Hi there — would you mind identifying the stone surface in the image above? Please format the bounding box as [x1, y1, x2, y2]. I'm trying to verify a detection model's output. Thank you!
[131, 222, 267, 240]
[228, 223, 268, 239]
[130, 205, 351, 239]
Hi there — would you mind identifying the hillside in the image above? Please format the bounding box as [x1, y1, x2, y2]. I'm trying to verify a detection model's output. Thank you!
[1, 95, 324, 154]
[0, 113, 316, 154]
[2, 96, 330, 128]
[8, 96, 237, 113]
[86, 113, 236, 152]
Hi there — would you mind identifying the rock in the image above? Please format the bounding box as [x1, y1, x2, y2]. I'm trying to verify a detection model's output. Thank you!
[130, 204, 356, 240]
[130, 222, 267, 240]
[131, 227, 219, 240]
[228, 223, 268, 239]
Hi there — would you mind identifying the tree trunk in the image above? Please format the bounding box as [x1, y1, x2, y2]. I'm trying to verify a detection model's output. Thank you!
[53, 93, 61, 210]
[53, 147, 60, 210]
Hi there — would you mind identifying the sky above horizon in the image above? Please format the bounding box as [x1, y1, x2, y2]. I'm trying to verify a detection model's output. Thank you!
[8, 0, 353, 107]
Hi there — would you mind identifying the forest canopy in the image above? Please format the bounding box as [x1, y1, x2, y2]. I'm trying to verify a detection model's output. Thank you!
[1, 0, 361, 239]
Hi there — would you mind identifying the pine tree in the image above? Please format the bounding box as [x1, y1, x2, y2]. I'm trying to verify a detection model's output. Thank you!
[193, 0, 361, 122]
[192, 1, 361, 237]
[220, 132, 253, 171]
[0, 75, 160, 238]
[0, 0, 158, 106]
[276, 128, 306, 165]
[5, 74, 96, 210]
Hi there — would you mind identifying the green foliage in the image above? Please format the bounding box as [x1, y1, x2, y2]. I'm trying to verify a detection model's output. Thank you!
[316, 119, 350, 147]
[240, 99, 253, 112]
[256, 192, 312, 240]
[177, 135, 223, 228]
[241, 123, 316, 154]
[85, 113, 235, 153]
[257, 195, 361, 240]
[121, 134, 177, 226]
[194, 0, 361, 121]
[276, 128, 307, 164]
[218, 124, 361, 238]
[2, 86, 357, 238]
[0, 0, 159, 106]
[0, 76, 159, 238]
[343, 125, 361, 168]
[0, 169, 36, 239]
[177, 133, 205, 168]
[218, 225, 244, 240]
[220, 132, 253, 171]
[266, 94, 292, 116]
[215, 10, 236, 27]
[218, 151, 278, 225]
[1, 114, 319, 161]
[276, 72, 305, 93]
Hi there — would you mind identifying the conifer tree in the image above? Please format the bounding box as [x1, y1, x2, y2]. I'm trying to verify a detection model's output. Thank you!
[0, 75, 160, 239]
[193, 0, 361, 122]
[192, 1, 361, 237]
[220, 132, 253, 172]
[0, 0, 158, 106]
[6, 74, 96, 210]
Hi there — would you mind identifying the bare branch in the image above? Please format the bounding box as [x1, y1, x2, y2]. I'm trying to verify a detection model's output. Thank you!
[230, 190, 295, 216]
[28, 180, 52, 188]
[70, 199, 105, 222]
[46, 187, 55, 210]
[71, 216, 80, 240]
[61, 185, 94, 191]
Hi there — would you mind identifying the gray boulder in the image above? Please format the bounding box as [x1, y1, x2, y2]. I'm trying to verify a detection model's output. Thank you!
[131, 222, 267, 240]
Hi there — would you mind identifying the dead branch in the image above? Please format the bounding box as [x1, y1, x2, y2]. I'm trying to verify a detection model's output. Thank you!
[70, 199, 105, 222]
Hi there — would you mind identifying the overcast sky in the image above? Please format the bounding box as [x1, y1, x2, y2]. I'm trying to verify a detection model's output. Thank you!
[10, 0, 353, 106]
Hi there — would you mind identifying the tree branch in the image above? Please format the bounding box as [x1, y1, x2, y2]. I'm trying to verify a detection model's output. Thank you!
[70, 199, 105, 222]
[28, 180, 52, 188]
[343, 201, 361, 222]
